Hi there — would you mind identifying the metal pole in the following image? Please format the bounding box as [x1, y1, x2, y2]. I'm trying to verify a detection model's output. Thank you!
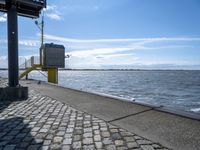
[41, 14, 44, 46]
[7, 5, 19, 87]
[40, 13, 44, 65]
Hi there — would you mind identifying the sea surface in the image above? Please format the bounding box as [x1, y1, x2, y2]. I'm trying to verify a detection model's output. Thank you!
[1, 70, 200, 114]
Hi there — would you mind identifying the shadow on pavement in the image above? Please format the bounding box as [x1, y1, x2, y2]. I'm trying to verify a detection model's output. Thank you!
[0, 100, 12, 114]
[0, 100, 43, 150]
[0, 117, 43, 150]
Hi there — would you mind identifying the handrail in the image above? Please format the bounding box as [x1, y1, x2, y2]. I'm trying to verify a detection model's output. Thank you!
[19, 56, 42, 79]
[19, 64, 42, 79]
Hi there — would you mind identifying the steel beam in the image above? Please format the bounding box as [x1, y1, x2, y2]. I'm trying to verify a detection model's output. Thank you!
[7, 5, 19, 87]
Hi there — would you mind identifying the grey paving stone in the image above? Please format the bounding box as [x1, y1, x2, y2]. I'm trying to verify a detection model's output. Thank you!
[106, 145, 117, 150]
[110, 129, 118, 133]
[137, 140, 153, 145]
[0, 141, 8, 146]
[141, 145, 155, 150]
[53, 137, 63, 144]
[95, 142, 103, 149]
[17, 142, 30, 148]
[0, 86, 170, 150]
[127, 142, 139, 149]
[83, 138, 93, 145]
[83, 145, 95, 150]
[27, 145, 41, 150]
[83, 132, 93, 138]
[39, 129, 48, 133]
[61, 145, 70, 150]
[124, 136, 135, 142]
[73, 135, 81, 141]
[111, 133, 121, 140]
[102, 131, 110, 138]
[117, 146, 128, 150]
[46, 134, 54, 140]
[50, 144, 62, 150]
[102, 138, 113, 145]
[3, 145, 16, 150]
[94, 135, 101, 141]
[63, 138, 72, 145]
[114, 140, 124, 146]
[152, 144, 162, 149]
[94, 130, 100, 135]
[41, 145, 49, 150]
[72, 141, 82, 149]
[43, 140, 51, 145]
[64, 133, 72, 138]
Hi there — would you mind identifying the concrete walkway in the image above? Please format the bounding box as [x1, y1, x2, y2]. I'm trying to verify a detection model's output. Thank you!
[0, 79, 200, 150]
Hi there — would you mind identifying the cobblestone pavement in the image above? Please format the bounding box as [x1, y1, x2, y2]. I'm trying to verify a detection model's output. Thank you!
[0, 86, 170, 149]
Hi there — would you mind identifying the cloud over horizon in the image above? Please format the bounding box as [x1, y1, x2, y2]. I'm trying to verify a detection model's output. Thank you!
[0, 13, 6, 22]
[1, 34, 200, 69]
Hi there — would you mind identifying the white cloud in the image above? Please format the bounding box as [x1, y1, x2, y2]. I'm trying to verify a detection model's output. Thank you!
[45, 34, 199, 57]
[96, 53, 136, 59]
[44, 5, 56, 11]
[0, 38, 39, 47]
[44, 34, 200, 43]
[0, 39, 7, 44]
[1, 33, 200, 69]
[0, 56, 7, 68]
[19, 39, 39, 47]
[0, 13, 7, 22]
[45, 5, 63, 21]
[42, 34, 200, 67]
[67, 46, 142, 58]
[46, 13, 62, 20]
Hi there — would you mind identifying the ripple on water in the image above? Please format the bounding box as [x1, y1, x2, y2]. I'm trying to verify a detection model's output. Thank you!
[191, 108, 200, 113]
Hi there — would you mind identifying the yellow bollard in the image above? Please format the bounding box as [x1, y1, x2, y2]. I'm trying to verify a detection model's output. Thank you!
[48, 68, 58, 84]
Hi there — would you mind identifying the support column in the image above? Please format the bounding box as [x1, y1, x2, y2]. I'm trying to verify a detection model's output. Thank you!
[7, 5, 19, 87]
[48, 68, 58, 84]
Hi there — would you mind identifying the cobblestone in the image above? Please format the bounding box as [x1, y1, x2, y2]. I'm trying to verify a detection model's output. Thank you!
[0, 83, 170, 150]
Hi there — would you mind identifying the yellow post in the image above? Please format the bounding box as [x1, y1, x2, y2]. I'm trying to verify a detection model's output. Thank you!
[48, 68, 58, 84]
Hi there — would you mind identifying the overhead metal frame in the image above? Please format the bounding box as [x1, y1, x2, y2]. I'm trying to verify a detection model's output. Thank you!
[0, 0, 46, 18]
[0, 0, 46, 87]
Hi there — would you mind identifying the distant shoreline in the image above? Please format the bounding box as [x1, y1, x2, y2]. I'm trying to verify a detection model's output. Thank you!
[0, 68, 200, 71]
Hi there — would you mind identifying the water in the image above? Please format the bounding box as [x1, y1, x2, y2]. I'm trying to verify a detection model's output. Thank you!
[1, 70, 200, 114]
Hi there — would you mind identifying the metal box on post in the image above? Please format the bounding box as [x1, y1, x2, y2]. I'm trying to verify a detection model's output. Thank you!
[40, 43, 65, 68]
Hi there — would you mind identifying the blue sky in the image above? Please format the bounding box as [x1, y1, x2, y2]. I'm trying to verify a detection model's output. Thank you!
[0, 0, 200, 69]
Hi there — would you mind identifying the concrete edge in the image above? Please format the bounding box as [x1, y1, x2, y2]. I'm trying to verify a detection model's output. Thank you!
[155, 107, 200, 121]
[37, 80, 161, 108]
[23, 79, 200, 121]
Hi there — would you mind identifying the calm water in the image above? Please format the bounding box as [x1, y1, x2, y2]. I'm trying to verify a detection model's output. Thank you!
[1, 70, 200, 114]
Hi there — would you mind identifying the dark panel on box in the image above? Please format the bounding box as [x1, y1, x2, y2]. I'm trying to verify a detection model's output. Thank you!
[41, 43, 65, 68]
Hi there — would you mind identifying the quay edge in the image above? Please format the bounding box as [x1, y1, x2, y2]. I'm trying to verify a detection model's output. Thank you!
[19, 79, 200, 150]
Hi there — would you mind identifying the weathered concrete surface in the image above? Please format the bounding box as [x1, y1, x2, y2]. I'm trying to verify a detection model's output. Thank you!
[112, 110, 200, 150]
[0, 81, 169, 150]
[21, 80, 151, 122]
[19, 80, 200, 150]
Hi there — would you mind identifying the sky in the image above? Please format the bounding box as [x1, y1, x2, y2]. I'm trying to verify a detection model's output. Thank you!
[0, 0, 200, 69]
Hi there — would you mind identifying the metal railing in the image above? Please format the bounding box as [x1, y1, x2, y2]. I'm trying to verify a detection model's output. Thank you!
[19, 56, 40, 69]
